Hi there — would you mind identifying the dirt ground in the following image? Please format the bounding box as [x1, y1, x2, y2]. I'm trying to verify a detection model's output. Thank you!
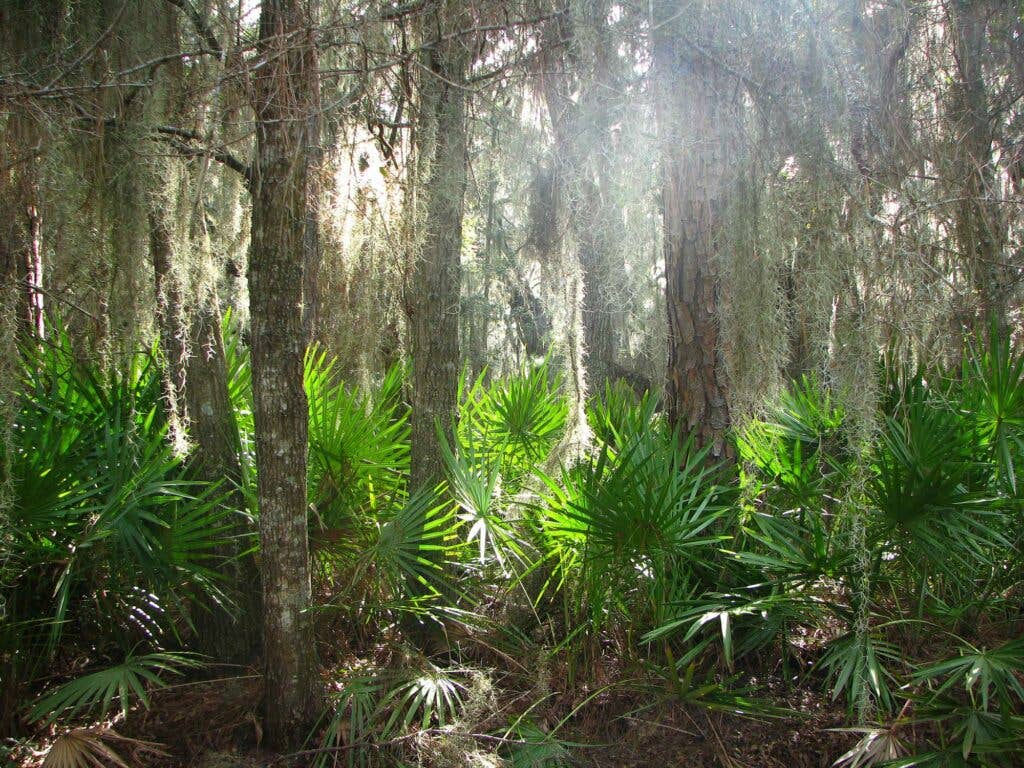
[11, 667, 857, 768]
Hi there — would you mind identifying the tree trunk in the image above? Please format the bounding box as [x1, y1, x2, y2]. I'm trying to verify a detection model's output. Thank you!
[0, 117, 45, 344]
[652, 2, 737, 459]
[302, 87, 323, 341]
[948, 0, 1009, 330]
[540, 4, 619, 395]
[22, 172, 43, 341]
[144, 0, 261, 664]
[510, 268, 551, 359]
[466, 157, 498, 379]
[249, 0, 319, 748]
[186, 295, 262, 663]
[0, 0, 52, 346]
[148, 209, 189, 448]
[407, 0, 469, 492]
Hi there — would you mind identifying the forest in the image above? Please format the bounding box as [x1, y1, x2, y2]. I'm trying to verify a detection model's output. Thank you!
[1, 0, 1023, 766]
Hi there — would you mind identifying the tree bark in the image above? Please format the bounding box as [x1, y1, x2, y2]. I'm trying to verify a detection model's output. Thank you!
[249, 0, 319, 748]
[186, 296, 262, 663]
[148, 209, 189, 446]
[22, 175, 43, 341]
[0, 119, 45, 344]
[948, 0, 1009, 330]
[540, 4, 619, 395]
[407, 0, 469, 492]
[302, 78, 323, 341]
[652, 2, 737, 458]
[510, 268, 551, 359]
[0, 2, 54, 348]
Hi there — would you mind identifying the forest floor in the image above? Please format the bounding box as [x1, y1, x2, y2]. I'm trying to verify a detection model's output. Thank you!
[12, 664, 854, 768]
[564, 685, 848, 768]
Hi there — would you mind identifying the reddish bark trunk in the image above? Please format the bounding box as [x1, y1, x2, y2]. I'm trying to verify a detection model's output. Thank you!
[652, 3, 737, 459]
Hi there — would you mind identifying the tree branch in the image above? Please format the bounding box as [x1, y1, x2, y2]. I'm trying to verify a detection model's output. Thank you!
[154, 125, 253, 188]
[164, 0, 224, 61]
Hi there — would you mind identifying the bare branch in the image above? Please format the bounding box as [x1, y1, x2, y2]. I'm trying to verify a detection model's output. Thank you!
[154, 125, 253, 188]
[163, 0, 224, 61]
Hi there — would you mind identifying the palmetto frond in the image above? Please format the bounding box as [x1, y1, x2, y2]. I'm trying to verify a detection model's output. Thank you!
[28, 651, 202, 726]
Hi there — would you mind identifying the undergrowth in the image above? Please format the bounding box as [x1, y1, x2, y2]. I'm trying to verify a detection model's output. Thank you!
[2, 326, 1022, 767]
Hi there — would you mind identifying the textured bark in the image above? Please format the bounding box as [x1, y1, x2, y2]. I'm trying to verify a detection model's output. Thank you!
[0, 194, 28, 341]
[0, 123, 45, 344]
[784, 266, 813, 382]
[0, 3, 53, 347]
[148, 209, 189, 441]
[22, 176, 43, 341]
[466, 159, 498, 379]
[0, 179, 23, 359]
[653, 2, 737, 458]
[249, 0, 319, 748]
[510, 270, 551, 359]
[948, 0, 1009, 328]
[407, 0, 469, 492]
[579, 233, 615, 393]
[186, 297, 261, 663]
[302, 77, 323, 341]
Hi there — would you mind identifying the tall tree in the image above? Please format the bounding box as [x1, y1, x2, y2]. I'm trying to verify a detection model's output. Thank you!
[146, 3, 189, 443]
[148, 205, 189, 447]
[248, 0, 320, 747]
[541, 1, 620, 394]
[147, 0, 262, 663]
[185, 286, 262, 662]
[947, 0, 1009, 328]
[652, 2, 740, 458]
[0, 120, 44, 343]
[0, 1, 54, 345]
[406, 0, 471, 491]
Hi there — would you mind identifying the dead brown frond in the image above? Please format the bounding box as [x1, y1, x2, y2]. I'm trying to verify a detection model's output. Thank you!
[42, 727, 167, 768]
